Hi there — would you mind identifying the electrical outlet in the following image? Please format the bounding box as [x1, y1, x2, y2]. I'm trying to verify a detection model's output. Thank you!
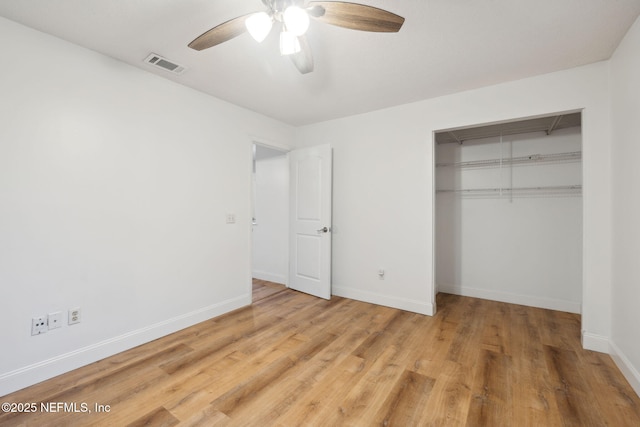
[226, 213, 236, 224]
[48, 311, 63, 330]
[68, 307, 81, 325]
[31, 316, 47, 335]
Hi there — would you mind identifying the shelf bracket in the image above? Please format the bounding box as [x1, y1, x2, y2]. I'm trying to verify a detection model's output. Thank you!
[546, 115, 563, 135]
[448, 131, 463, 145]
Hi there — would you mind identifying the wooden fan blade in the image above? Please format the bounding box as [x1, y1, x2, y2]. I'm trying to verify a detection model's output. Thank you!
[290, 36, 314, 74]
[188, 14, 252, 51]
[308, 2, 404, 32]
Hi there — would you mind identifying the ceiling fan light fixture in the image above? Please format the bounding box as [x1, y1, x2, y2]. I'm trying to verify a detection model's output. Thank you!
[245, 12, 273, 42]
[279, 30, 301, 55]
[189, 1, 405, 74]
[283, 6, 310, 36]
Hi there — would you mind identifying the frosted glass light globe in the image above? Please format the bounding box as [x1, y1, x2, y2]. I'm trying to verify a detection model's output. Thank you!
[245, 12, 273, 42]
[283, 6, 310, 36]
[279, 31, 301, 55]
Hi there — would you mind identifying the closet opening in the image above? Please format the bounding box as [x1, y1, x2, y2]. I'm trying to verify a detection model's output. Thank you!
[434, 112, 583, 315]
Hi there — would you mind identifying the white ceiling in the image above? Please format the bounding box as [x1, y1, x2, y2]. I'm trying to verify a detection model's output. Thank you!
[1, 1, 639, 126]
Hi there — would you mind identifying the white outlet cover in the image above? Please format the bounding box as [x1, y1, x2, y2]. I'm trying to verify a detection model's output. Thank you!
[31, 316, 47, 335]
[68, 307, 81, 325]
[48, 311, 63, 329]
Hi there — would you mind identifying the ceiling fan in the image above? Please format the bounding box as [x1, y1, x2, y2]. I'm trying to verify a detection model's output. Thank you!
[188, 0, 405, 74]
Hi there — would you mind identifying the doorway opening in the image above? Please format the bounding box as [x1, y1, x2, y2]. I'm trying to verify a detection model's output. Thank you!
[251, 143, 289, 297]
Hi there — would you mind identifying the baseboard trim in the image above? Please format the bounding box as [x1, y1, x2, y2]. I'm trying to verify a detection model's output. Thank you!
[609, 340, 640, 398]
[332, 286, 434, 316]
[252, 270, 287, 285]
[438, 284, 581, 314]
[0, 294, 250, 397]
[581, 331, 610, 353]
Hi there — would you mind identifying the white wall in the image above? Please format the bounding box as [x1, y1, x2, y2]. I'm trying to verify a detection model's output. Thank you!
[252, 155, 289, 284]
[436, 128, 583, 313]
[295, 62, 611, 347]
[610, 15, 640, 395]
[0, 17, 294, 396]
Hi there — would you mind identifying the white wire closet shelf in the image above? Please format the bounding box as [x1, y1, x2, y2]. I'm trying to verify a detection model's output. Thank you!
[436, 151, 581, 168]
[436, 185, 582, 197]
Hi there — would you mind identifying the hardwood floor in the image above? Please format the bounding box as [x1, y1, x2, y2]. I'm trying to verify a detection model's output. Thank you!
[2, 280, 639, 426]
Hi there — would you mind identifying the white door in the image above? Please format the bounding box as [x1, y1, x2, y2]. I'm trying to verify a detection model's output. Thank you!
[289, 144, 332, 299]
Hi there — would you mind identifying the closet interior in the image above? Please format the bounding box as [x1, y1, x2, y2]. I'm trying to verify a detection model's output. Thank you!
[435, 112, 583, 313]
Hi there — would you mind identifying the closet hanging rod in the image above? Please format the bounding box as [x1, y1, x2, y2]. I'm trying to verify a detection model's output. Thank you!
[436, 151, 581, 168]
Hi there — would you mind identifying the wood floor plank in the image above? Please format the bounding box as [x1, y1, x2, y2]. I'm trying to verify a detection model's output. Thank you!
[163, 333, 307, 420]
[273, 352, 374, 426]
[466, 349, 514, 426]
[100, 369, 218, 427]
[480, 301, 511, 355]
[313, 345, 407, 426]
[163, 368, 233, 422]
[210, 331, 338, 417]
[2, 282, 639, 427]
[125, 406, 179, 427]
[222, 324, 372, 426]
[373, 369, 436, 426]
[408, 300, 458, 378]
[580, 350, 640, 423]
[318, 315, 435, 426]
[535, 308, 582, 352]
[0, 344, 192, 427]
[252, 279, 286, 302]
[176, 405, 230, 427]
[352, 310, 420, 360]
[508, 305, 563, 427]
[446, 298, 486, 367]
[421, 360, 474, 426]
[543, 344, 609, 426]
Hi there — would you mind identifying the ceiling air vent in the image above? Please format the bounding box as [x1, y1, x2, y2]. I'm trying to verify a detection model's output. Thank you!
[144, 53, 186, 74]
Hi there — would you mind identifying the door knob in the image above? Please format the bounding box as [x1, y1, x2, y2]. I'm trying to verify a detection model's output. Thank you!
[317, 226, 330, 233]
